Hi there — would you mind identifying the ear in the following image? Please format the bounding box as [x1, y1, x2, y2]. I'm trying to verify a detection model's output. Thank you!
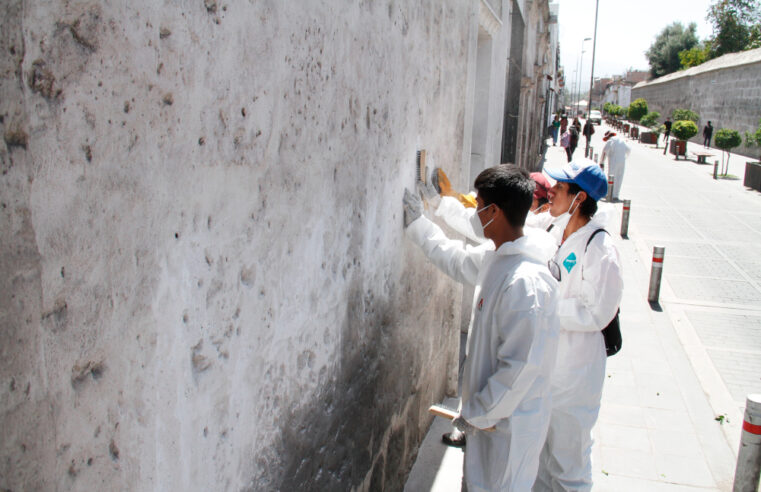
[576, 190, 588, 203]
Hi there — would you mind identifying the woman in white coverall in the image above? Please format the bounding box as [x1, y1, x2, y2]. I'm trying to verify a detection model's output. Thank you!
[599, 131, 631, 201]
[533, 159, 624, 492]
[403, 165, 560, 491]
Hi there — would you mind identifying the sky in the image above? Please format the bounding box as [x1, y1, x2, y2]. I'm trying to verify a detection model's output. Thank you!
[558, 0, 715, 89]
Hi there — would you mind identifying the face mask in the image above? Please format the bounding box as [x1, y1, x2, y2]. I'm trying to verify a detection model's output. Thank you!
[552, 191, 581, 223]
[469, 204, 495, 239]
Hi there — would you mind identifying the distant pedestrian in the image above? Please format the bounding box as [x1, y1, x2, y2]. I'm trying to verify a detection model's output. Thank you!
[564, 121, 580, 162]
[703, 121, 713, 148]
[560, 114, 568, 134]
[600, 131, 631, 201]
[582, 119, 595, 157]
[552, 115, 561, 146]
[663, 117, 672, 141]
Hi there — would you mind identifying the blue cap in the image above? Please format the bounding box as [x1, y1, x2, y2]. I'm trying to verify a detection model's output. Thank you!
[544, 158, 607, 201]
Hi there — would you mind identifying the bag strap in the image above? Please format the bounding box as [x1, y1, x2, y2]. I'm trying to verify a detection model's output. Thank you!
[581, 228, 608, 280]
[585, 228, 608, 252]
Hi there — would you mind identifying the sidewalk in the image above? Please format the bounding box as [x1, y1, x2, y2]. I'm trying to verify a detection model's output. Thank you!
[405, 124, 761, 491]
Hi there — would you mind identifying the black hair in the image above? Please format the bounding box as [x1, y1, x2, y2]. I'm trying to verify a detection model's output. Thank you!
[567, 182, 598, 218]
[473, 165, 533, 227]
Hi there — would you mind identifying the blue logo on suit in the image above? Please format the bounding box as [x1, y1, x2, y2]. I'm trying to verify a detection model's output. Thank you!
[563, 252, 577, 273]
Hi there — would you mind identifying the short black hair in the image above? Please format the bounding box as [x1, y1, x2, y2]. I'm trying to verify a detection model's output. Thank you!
[567, 182, 598, 217]
[473, 165, 533, 227]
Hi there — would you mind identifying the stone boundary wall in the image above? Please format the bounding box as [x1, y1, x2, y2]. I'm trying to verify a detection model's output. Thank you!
[632, 53, 761, 160]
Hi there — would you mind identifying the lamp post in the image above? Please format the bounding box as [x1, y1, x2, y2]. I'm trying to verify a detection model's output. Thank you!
[576, 37, 591, 116]
[586, 1, 600, 156]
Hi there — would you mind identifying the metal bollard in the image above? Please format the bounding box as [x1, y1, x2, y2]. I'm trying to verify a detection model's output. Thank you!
[606, 175, 615, 202]
[714, 160, 719, 180]
[648, 247, 665, 303]
[620, 200, 631, 238]
[733, 394, 761, 491]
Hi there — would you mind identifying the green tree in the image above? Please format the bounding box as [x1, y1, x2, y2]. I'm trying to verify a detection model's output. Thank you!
[646, 22, 700, 78]
[707, 0, 761, 58]
[672, 120, 699, 141]
[714, 128, 742, 174]
[640, 111, 661, 128]
[628, 99, 648, 122]
[679, 42, 711, 68]
[672, 108, 700, 123]
[745, 118, 761, 160]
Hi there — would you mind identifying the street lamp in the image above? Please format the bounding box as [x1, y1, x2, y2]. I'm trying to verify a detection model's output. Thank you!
[576, 37, 591, 117]
[586, 1, 600, 156]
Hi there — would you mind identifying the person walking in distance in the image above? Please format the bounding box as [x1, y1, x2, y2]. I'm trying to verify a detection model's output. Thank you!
[599, 131, 631, 201]
[703, 121, 713, 148]
[582, 119, 595, 157]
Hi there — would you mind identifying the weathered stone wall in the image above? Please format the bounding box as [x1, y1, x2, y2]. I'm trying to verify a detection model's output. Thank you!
[0, 1, 474, 490]
[632, 51, 761, 159]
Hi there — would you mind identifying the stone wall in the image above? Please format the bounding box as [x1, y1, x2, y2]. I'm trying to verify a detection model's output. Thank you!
[632, 49, 761, 160]
[0, 1, 477, 490]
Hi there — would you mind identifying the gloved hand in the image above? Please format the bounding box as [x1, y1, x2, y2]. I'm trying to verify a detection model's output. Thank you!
[402, 188, 424, 227]
[417, 180, 441, 210]
[452, 414, 478, 434]
[432, 167, 453, 196]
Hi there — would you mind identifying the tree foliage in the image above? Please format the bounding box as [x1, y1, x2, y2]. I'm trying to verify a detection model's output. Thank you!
[640, 111, 661, 128]
[715, 128, 742, 150]
[628, 99, 648, 122]
[646, 22, 700, 78]
[672, 108, 700, 123]
[707, 0, 761, 58]
[672, 120, 698, 141]
[745, 118, 761, 159]
[679, 43, 711, 68]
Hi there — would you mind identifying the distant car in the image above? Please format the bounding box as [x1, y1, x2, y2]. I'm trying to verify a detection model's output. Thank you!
[588, 110, 602, 125]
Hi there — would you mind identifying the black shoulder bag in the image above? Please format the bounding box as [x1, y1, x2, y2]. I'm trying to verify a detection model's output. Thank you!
[585, 229, 622, 357]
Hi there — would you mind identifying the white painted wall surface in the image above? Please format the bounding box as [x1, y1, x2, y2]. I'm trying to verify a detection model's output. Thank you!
[0, 1, 485, 490]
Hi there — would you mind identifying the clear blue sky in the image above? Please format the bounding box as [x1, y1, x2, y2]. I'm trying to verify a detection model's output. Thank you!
[559, 0, 714, 84]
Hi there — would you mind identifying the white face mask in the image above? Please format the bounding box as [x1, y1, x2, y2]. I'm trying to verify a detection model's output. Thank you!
[552, 191, 581, 222]
[469, 204, 495, 239]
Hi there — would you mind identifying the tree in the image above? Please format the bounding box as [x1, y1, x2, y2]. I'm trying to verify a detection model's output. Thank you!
[640, 111, 661, 128]
[672, 108, 700, 123]
[707, 0, 761, 58]
[679, 42, 711, 68]
[714, 128, 742, 174]
[672, 120, 698, 141]
[628, 99, 648, 122]
[646, 22, 700, 78]
[745, 117, 761, 160]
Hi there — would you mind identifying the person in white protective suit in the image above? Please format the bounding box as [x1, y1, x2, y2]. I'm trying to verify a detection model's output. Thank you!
[422, 168, 562, 448]
[533, 158, 624, 492]
[599, 131, 631, 201]
[403, 165, 560, 491]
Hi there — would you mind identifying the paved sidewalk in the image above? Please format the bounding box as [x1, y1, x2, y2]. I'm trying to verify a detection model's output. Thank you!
[405, 124, 761, 491]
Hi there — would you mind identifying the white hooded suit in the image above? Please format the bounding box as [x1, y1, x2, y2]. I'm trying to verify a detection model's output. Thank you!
[407, 215, 559, 491]
[600, 137, 631, 200]
[534, 210, 624, 492]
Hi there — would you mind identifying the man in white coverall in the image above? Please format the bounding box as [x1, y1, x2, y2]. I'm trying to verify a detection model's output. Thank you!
[599, 131, 631, 201]
[403, 165, 560, 491]
[422, 168, 561, 449]
[533, 159, 624, 492]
